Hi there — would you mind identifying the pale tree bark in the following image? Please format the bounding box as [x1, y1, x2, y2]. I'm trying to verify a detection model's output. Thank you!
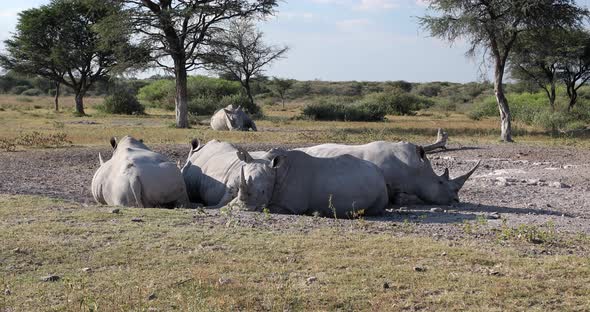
[494, 63, 512, 142]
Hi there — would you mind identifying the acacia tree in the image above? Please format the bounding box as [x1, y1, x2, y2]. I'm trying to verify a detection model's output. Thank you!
[117, 0, 278, 128]
[270, 77, 294, 109]
[206, 19, 288, 114]
[420, 0, 587, 142]
[558, 30, 590, 111]
[0, 0, 145, 115]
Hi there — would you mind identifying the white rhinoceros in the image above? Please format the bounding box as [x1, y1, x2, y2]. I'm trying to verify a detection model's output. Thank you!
[210, 105, 257, 131]
[296, 141, 479, 205]
[180, 139, 265, 207]
[230, 148, 389, 218]
[91, 136, 189, 208]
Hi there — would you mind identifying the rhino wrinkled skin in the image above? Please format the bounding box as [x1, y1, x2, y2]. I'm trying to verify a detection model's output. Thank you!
[231, 148, 389, 218]
[91, 136, 189, 208]
[297, 141, 479, 205]
[210, 105, 257, 131]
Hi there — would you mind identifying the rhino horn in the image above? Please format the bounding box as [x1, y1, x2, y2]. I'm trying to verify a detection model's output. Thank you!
[452, 161, 481, 189]
[240, 166, 248, 191]
[440, 168, 449, 180]
[98, 153, 104, 166]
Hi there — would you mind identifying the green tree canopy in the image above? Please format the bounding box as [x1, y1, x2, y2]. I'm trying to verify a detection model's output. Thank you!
[0, 0, 147, 115]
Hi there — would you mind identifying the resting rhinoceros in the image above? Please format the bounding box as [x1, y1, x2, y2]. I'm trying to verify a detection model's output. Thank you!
[180, 139, 265, 207]
[296, 141, 479, 205]
[210, 105, 257, 131]
[91, 136, 189, 208]
[230, 148, 389, 218]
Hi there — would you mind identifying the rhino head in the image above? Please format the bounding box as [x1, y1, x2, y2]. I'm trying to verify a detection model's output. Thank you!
[234, 150, 286, 211]
[415, 160, 481, 205]
[98, 136, 147, 165]
[223, 106, 246, 130]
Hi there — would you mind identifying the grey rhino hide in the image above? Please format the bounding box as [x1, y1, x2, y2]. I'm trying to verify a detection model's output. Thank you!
[210, 105, 257, 131]
[91, 136, 189, 208]
[296, 141, 479, 205]
[180, 139, 266, 207]
[232, 149, 389, 218]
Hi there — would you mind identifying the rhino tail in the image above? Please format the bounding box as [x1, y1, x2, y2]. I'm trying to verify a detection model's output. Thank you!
[129, 175, 145, 208]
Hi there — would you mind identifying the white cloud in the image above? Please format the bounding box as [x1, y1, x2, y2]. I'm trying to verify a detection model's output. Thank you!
[355, 0, 399, 10]
[0, 8, 22, 18]
[415, 0, 429, 7]
[275, 11, 315, 22]
[335, 18, 372, 31]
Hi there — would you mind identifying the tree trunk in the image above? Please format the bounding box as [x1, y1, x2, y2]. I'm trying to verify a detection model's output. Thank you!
[244, 77, 255, 113]
[174, 60, 189, 128]
[54, 82, 60, 112]
[74, 91, 85, 116]
[494, 62, 513, 142]
[281, 96, 285, 109]
[549, 81, 556, 112]
[568, 87, 577, 111]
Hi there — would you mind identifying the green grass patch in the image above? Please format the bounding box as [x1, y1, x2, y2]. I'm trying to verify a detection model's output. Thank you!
[1, 195, 589, 311]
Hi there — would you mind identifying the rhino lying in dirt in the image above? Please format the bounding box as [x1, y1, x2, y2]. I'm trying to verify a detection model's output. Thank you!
[230, 148, 389, 218]
[210, 105, 257, 131]
[297, 141, 479, 205]
[91, 136, 189, 208]
[180, 139, 265, 207]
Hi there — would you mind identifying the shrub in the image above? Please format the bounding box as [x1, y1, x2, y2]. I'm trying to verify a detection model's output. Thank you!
[10, 85, 29, 95]
[360, 91, 433, 115]
[188, 96, 222, 115]
[21, 88, 43, 96]
[137, 79, 175, 110]
[103, 89, 145, 115]
[301, 99, 386, 122]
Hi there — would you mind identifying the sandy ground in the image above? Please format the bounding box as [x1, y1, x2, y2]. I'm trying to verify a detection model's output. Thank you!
[1, 141, 589, 248]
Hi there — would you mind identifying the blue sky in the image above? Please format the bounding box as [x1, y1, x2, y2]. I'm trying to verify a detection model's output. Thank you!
[0, 0, 588, 82]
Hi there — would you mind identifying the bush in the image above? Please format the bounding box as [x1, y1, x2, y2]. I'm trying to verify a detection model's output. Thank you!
[137, 79, 175, 110]
[103, 90, 145, 115]
[21, 88, 43, 96]
[10, 85, 29, 95]
[301, 98, 386, 122]
[360, 91, 433, 116]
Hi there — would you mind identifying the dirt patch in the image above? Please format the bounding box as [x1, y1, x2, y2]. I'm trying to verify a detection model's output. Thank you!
[1, 142, 589, 246]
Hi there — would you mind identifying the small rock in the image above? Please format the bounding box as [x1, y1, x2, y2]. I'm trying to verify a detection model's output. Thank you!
[148, 293, 157, 300]
[111, 208, 120, 214]
[41, 275, 60, 282]
[398, 207, 408, 212]
[131, 218, 144, 222]
[440, 252, 447, 256]
[383, 282, 390, 289]
[413, 266, 426, 272]
[430, 207, 443, 213]
[546, 204, 552, 208]
[550, 182, 570, 189]
[306, 276, 317, 284]
[13, 248, 22, 253]
[487, 213, 500, 220]
[82, 267, 92, 273]
[495, 181, 509, 187]
[218, 277, 232, 285]
[526, 179, 539, 186]
[4, 289, 11, 296]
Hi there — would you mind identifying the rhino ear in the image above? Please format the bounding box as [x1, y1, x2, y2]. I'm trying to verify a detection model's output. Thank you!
[110, 137, 117, 150]
[441, 168, 450, 180]
[236, 149, 253, 163]
[190, 138, 200, 150]
[98, 153, 104, 166]
[270, 155, 286, 168]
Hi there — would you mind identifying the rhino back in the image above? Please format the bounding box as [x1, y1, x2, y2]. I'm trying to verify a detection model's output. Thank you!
[210, 109, 230, 130]
[271, 151, 387, 217]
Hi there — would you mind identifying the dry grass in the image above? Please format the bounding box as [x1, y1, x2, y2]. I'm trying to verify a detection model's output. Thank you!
[0, 95, 586, 149]
[1, 195, 589, 311]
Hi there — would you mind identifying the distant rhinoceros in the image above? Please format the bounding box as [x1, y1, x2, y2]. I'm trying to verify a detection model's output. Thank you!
[91, 136, 189, 208]
[180, 139, 265, 207]
[296, 141, 479, 205]
[210, 105, 257, 131]
[230, 148, 389, 218]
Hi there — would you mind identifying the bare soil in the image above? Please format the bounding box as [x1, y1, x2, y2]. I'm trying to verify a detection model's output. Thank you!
[1, 142, 589, 250]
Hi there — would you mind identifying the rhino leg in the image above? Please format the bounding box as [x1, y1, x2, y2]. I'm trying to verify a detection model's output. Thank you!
[364, 192, 388, 217]
[203, 189, 235, 209]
